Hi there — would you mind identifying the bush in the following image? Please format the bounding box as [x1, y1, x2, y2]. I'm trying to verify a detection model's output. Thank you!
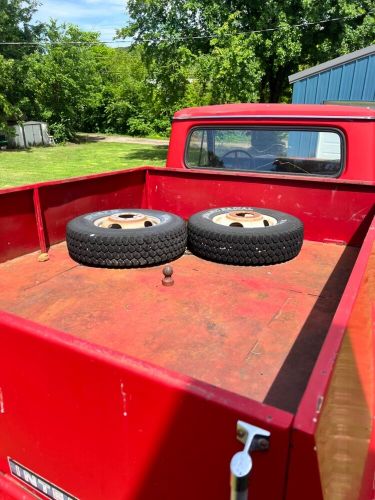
[49, 120, 74, 143]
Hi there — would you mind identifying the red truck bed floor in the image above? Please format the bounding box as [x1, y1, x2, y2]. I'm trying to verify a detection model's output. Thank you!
[0, 240, 358, 413]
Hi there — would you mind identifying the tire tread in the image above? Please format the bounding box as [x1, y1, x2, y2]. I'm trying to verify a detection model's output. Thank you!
[66, 210, 187, 268]
[188, 207, 303, 265]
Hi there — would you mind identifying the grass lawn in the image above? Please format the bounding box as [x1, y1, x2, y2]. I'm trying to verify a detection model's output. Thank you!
[0, 142, 168, 189]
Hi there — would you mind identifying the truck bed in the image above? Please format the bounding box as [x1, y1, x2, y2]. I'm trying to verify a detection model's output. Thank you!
[0, 239, 358, 413]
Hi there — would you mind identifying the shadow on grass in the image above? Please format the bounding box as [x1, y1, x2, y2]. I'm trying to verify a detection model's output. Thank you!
[75, 134, 107, 143]
[123, 145, 168, 162]
[1, 147, 34, 154]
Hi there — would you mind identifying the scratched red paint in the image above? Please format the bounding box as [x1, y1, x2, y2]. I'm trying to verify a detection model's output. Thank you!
[0, 240, 357, 405]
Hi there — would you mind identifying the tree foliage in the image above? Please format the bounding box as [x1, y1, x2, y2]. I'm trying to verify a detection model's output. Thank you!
[86, 46, 154, 135]
[0, 55, 21, 131]
[0, 0, 373, 140]
[121, 0, 375, 103]
[23, 22, 103, 141]
[0, 0, 44, 58]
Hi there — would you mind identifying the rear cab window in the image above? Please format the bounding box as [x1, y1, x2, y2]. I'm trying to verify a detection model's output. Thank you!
[185, 127, 343, 177]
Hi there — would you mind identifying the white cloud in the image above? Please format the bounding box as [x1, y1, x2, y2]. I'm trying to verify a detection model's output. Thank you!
[34, 0, 128, 41]
[36, 0, 125, 21]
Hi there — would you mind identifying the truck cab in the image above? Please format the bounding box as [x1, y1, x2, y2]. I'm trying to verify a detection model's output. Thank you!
[167, 103, 375, 182]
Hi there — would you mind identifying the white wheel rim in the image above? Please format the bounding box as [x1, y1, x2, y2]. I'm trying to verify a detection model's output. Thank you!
[94, 212, 161, 229]
[212, 210, 277, 228]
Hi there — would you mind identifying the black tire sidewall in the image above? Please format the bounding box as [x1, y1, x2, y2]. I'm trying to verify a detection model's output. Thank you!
[67, 209, 180, 239]
[189, 207, 301, 237]
[66, 209, 187, 268]
[188, 206, 304, 265]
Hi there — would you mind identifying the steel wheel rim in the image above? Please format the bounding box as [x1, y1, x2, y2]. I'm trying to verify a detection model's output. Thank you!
[212, 210, 277, 228]
[94, 212, 161, 229]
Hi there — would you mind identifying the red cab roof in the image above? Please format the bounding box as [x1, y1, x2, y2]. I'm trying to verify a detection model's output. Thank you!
[173, 103, 375, 120]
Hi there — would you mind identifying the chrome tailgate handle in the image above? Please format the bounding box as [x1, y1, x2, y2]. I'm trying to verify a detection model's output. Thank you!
[230, 421, 270, 500]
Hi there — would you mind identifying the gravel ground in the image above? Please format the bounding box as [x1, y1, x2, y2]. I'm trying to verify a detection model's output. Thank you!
[78, 133, 169, 146]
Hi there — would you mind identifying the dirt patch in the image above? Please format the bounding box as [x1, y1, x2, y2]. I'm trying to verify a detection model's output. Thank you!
[77, 133, 169, 146]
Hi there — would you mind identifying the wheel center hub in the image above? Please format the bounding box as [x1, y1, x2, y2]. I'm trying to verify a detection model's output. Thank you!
[212, 210, 277, 228]
[94, 212, 160, 229]
[227, 211, 264, 222]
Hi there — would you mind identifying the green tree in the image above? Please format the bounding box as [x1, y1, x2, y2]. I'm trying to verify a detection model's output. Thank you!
[0, 56, 21, 132]
[23, 22, 103, 141]
[120, 0, 374, 103]
[0, 0, 44, 131]
[198, 13, 263, 103]
[86, 46, 154, 135]
[90, 45, 182, 136]
[0, 0, 44, 58]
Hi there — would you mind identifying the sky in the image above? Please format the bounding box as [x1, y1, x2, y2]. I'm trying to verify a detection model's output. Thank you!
[34, 0, 130, 45]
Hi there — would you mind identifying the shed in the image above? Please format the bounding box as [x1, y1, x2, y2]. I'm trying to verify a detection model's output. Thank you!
[289, 45, 375, 105]
[8, 122, 53, 148]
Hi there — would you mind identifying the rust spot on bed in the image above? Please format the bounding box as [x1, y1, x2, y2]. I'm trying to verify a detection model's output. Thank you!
[0, 240, 358, 408]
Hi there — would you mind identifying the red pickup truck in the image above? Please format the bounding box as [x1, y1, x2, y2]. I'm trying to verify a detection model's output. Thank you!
[0, 103, 374, 500]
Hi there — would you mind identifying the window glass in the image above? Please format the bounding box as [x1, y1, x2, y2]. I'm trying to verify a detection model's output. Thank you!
[185, 128, 342, 176]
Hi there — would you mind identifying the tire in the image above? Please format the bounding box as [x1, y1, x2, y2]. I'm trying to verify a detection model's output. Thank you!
[66, 209, 187, 268]
[188, 207, 303, 265]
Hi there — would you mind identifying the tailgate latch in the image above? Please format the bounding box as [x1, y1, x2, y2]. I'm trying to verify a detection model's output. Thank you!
[230, 420, 270, 499]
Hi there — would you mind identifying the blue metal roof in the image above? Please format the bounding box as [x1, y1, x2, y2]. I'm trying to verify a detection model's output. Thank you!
[289, 45, 375, 104]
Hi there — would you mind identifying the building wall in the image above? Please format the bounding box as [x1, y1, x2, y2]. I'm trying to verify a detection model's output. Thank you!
[292, 53, 375, 104]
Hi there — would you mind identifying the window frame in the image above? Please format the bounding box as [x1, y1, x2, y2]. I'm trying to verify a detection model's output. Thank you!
[184, 125, 346, 178]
